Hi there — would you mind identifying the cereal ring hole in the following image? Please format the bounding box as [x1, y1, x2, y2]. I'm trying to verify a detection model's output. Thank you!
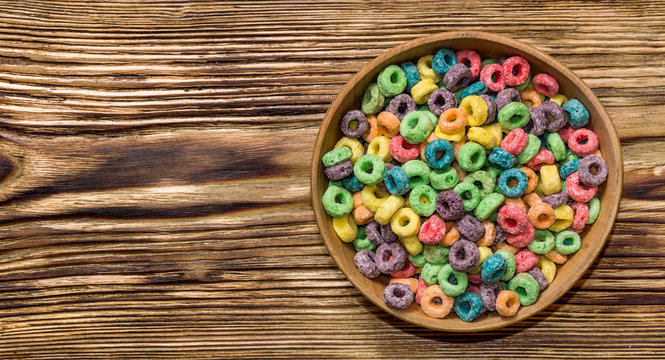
[448, 273, 459, 285]
[504, 218, 517, 228]
[419, 194, 430, 206]
[392, 286, 406, 298]
[349, 120, 359, 130]
[508, 178, 519, 188]
[536, 84, 549, 95]
[390, 72, 400, 84]
[512, 65, 522, 76]
[514, 286, 527, 298]
[432, 297, 443, 305]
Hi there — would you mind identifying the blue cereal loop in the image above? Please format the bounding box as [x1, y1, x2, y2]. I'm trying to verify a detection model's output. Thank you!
[563, 98, 590, 129]
[424, 139, 455, 170]
[384, 166, 410, 196]
[460, 81, 488, 100]
[453, 291, 484, 322]
[560, 158, 581, 179]
[498, 168, 528, 198]
[400, 61, 421, 93]
[432, 48, 458, 77]
[488, 147, 517, 170]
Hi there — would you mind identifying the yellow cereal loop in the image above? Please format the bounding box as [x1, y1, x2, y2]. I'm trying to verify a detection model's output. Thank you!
[549, 204, 574, 232]
[540, 165, 561, 195]
[459, 95, 489, 126]
[467, 127, 497, 150]
[367, 136, 392, 162]
[435, 126, 466, 142]
[390, 207, 421, 237]
[374, 195, 405, 225]
[411, 78, 439, 105]
[537, 257, 557, 284]
[482, 123, 503, 147]
[549, 94, 568, 106]
[361, 185, 389, 212]
[334, 137, 363, 163]
[332, 215, 357, 242]
[416, 55, 441, 83]
[400, 235, 424, 256]
[470, 246, 493, 274]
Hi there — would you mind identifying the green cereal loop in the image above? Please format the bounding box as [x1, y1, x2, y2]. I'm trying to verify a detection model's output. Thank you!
[488, 210, 499, 223]
[474, 192, 505, 221]
[422, 109, 439, 127]
[377, 65, 407, 97]
[409, 184, 438, 216]
[409, 253, 428, 268]
[430, 167, 459, 190]
[516, 74, 532, 92]
[554, 230, 582, 255]
[328, 180, 343, 188]
[454, 181, 481, 212]
[417, 104, 429, 111]
[481, 58, 495, 67]
[361, 83, 385, 115]
[457, 141, 487, 172]
[587, 198, 600, 224]
[322, 147, 352, 167]
[421, 262, 444, 285]
[322, 185, 353, 218]
[496, 249, 516, 282]
[566, 151, 580, 162]
[516, 134, 542, 164]
[437, 264, 468, 297]
[508, 272, 540, 306]
[546, 132, 566, 162]
[353, 227, 376, 252]
[528, 229, 556, 254]
[464, 170, 495, 197]
[353, 154, 386, 185]
[484, 164, 504, 182]
[424, 245, 450, 264]
[402, 160, 431, 189]
[498, 102, 530, 130]
[399, 111, 435, 144]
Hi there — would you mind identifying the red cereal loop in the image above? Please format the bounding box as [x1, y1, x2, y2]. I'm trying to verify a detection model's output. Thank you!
[501, 128, 529, 155]
[568, 128, 599, 157]
[391, 258, 416, 278]
[567, 226, 584, 234]
[558, 124, 574, 144]
[515, 248, 538, 273]
[456, 50, 482, 80]
[389, 135, 420, 163]
[532, 73, 560, 97]
[526, 149, 555, 171]
[467, 273, 483, 284]
[565, 172, 598, 203]
[570, 201, 590, 230]
[415, 276, 428, 304]
[480, 63, 505, 92]
[507, 222, 535, 248]
[418, 215, 447, 245]
[501, 56, 531, 86]
[497, 205, 530, 235]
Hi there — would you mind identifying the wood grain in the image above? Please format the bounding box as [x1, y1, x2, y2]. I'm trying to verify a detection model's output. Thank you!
[0, 0, 663, 358]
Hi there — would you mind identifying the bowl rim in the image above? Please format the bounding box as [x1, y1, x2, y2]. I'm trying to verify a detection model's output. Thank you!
[310, 31, 623, 332]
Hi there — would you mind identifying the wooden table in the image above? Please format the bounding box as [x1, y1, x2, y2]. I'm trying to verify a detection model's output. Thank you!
[0, 1, 663, 358]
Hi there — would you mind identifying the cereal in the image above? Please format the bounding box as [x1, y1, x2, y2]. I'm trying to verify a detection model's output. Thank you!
[457, 141, 487, 172]
[353, 154, 386, 185]
[409, 184, 438, 216]
[498, 168, 529, 198]
[497, 204, 529, 234]
[474, 192, 505, 221]
[421, 262, 444, 285]
[528, 202, 556, 230]
[383, 283, 414, 310]
[526, 267, 548, 290]
[333, 215, 358, 242]
[454, 181, 481, 212]
[428, 88, 457, 116]
[501, 128, 529, 155]
[438, 107, 468, 134]
[545, 132, 567, 162]
[322, 146, 352, 167]
[411, 78, 439, 105]
[578, 155, 608, 186]
[460, 81, 488, 99]
[390, 277, 419, 292]
[391, 258, 416, 278]
[342, 174, 364, 193]
[550, 204, 574, 232]
[324, 159, 354, 181]
[520, 89, 542, 107]
[496, 87, 521, 110]
[424, 138, 455, 170]
[496, 290, 520, 316]
[477, 220, 497, 246]
[430, 167, 459, 190]
[323, 185, 354, 217]
[456, 50, 482, 79]
[507, 221, 535, 248]
[514, 248, 538, 273]
[377, 64, 407, 97]
[498, 102, 530, 130]
[419, 216, 447, 245]
[495, 249, 517, 281]
[361, 83, 385, 115]
[417, 55, 441, 83]
[402, 160, 432, 189]
[525, 106, 547, 135]
[508, 272, 540, 306]
[389, 135, 420, 163]
[375, 242, 408, 273]
[400, 61, 421, 93]
[390, 207, 421, 237]
[480, 63, 505, 92]
[438, 264, 469, 297]
[454, 291, 484, 322]
[456, 214, 486, 242]
[516, 134, 542, 164]
[528, 229, 555, 254]
[467, 127, 496, 150]
[554, 230, 582, 255]
[565, 172, 598, 203]
[540, 164, 562, 195]
[460, 95, 489, 126]
[501, 56, 530, 86]
[479, 282, 503, 311]
[354, 250, 381, 278]
[400, 110, 435, 144]
[341, 110, 369, 138]
[532, 73, 559, 97]
[436, 189, 465, 220]
[383, 166, 411, 196]
[465, 170, 495, 197]
[568, 128, 599, 157]
[367, 136, 392, 162]
[449, 239, 480, 272]
[376, 111, 401, 138]
[537, 257, 557, 283]
[481, 254, 508, 284]
[587, 197, 600, 224]
[562, 98, 590, 128]
[421, 285, 455, 318]
[374, 195, 405, 225]
[353, 226, 376, 252]
[570, 202, 589, 230]
[385, 93, 417, 120]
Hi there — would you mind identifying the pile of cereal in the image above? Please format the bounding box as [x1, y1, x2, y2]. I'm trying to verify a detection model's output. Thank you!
[321, 48, 607, 322]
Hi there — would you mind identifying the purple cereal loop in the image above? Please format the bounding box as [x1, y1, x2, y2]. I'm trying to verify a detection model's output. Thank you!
[578, 155, 608, 186]
[493, 225, 509, 246]
[383, 283, 414, 310]
[456, 214, 485, 242]
[542, 190, 569, 209]
[496, 88, 521, 110]
[436, 190, 465, 221]
[381, 224, 398, 243]
[541, 101, 566, 132]
[479, 282, 503, 312]
[443, 63, 473, 92]
[341, 110, 369, 138]
[366, 222, 384, 246]
[428, 88, 457, 116]
[354, 250, 381, 279]
[526, 268, 548, 290]
[324, 160, 353, 180]
[480, 94, 497, 125]
[375, 242, 407, 274]
[385, 94, 417, 120]
[495, 56, 508, 65]
[525, 106, 547, 136]
[449, 239, 480, 272]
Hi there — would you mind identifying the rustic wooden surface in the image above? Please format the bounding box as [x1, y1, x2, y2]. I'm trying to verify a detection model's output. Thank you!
[0, 0, 663, 358]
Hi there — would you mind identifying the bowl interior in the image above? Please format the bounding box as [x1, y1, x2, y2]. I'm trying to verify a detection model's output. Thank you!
[311, 32, 623, 332]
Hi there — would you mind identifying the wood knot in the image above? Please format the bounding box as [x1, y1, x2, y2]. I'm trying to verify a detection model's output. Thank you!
[0, 152, 17, 184]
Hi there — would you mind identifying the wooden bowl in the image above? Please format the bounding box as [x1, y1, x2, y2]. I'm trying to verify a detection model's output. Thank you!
[311, 31, 623, 332]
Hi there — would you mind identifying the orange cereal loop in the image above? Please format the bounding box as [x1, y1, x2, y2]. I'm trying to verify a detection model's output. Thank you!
[420, 132, 439, 162]
[352, 191, 363, 209]
[352, 205, 375, 225]
[504, 197, 526, 212]
[362, 114, 379, 143]
[520, 166, 539, 194]
[452, 162, 467, 181]
[528, 202, 556, 229]
[442, 222, 460, 247]
[420, 285, 454, 318]
[389, 277, 419, 293]
[523, 192, 542, 208]
[438, 107, 468, 134]
[476, 221, 496, 247]
[545, 250, 568, 264]
[496, 290, 520, 317]
[494, 242, 519, 254]
[520, 89, 542, 107]
[377, 111, 400, 138]
[453, 135, 468, 157]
